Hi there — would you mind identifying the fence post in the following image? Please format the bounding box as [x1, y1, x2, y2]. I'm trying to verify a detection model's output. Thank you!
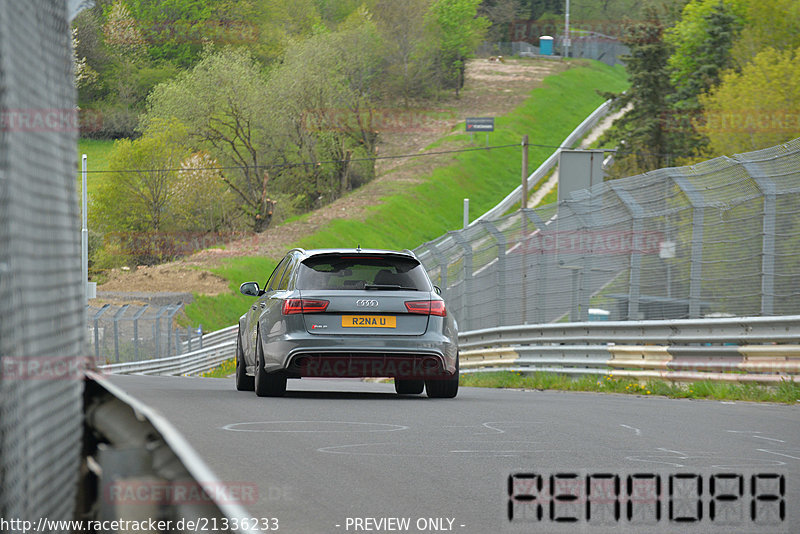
[480, 220, 507, 327]
[609, 183, 645, 320]
[450, 231, 474, 331]
[746, 166, 776, 315]
[166, 303, 184, 358]
[131, 304, 149, 360]
[112, 304, 130, 363]
[671, 173, 706, 318]
[92, 304, 111, 363]
[564, 189, 597, 322]
[153, 306, 170, 359]
[521, 209, 548, 324]
[426, 243, 448, 296]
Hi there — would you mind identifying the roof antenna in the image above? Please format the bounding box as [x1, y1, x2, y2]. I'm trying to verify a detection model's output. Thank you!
[356, 244, 361, 252]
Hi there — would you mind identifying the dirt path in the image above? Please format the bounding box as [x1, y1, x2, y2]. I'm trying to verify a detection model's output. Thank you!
[96, 58, 566, 298]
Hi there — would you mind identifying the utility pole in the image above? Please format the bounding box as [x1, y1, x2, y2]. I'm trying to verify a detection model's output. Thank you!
[82, 154, 88, 303]
[521, 135, 529, 209]
[564, 0, 571, 58]
[521, 135, 529, 324]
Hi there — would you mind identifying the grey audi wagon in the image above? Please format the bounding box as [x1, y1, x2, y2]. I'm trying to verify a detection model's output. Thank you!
[235, 248, 459, 398]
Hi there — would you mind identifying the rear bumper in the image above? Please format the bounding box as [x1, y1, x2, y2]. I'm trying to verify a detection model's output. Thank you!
[261, 332, 458, 378]
[287, 351, 450, 378]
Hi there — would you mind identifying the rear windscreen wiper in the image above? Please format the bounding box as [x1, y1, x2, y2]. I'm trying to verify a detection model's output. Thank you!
[363, 284, 418, 291]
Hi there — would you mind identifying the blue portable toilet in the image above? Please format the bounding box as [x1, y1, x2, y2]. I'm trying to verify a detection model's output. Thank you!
[540, 36, 553, 56]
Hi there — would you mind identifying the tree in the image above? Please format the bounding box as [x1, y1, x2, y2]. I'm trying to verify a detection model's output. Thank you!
[698, 46, 800, 155]
[601, 10, 675, 177]
[425, 0, 490, 97]
[145, 47, 276, 231]
[171, 151, 241, 232]
[665, 0, 743, 158]
[263, 16, 384, 211]
[480, 0, 521, 44]
[93, 118, 190, 235]
[666, 0, 743, 103]
[730, 0, 800, 68]
[373, 0, 437, 104]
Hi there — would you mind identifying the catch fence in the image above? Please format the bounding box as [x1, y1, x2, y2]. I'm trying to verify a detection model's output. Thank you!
[0, 2, 82, 530]
[415, 139, 800, 332]
[87, 303, 205, 364]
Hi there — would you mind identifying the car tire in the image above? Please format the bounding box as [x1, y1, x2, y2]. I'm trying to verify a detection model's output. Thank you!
[254, 332, 287, 397]
[235, 331, 255, 391]
[425, 353, 459, 398]
[394, 378, 424, 395]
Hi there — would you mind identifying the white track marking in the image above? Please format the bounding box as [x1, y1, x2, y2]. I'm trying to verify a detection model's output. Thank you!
[757, 449, 800, 460]
[753, 435, 785, 443]
[221, 421, 408, 433]
[620, 424, 641, 436]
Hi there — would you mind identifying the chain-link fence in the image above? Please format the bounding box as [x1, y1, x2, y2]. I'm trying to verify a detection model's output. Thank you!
[479, 36, 629, 66]
[557, 33, 629, 66]
[87, 304, 205, 364]
[415, 139, 800, 332]
[0, 2, 83, 531]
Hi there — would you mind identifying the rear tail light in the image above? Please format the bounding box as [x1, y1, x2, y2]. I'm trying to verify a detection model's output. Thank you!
[283, 299, 329, 315]
[404, 300, 446, 317]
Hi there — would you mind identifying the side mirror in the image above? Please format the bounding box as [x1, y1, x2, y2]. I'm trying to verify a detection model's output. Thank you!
[239, 281, 261, 297]
[433, 285, 442, 295]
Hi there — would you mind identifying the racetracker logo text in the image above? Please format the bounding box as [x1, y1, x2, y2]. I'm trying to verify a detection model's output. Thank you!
[513, 230, 664, 255]
[104, 480, 259, 506]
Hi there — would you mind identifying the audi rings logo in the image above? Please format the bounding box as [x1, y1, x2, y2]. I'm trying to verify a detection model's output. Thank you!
[356, 299, 379, 307]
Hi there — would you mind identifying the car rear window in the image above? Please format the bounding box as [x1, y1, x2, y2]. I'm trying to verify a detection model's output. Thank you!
[297, 255, 431, 291]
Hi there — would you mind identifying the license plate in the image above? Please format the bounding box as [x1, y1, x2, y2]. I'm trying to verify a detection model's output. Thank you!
[342, 315, 396, 328]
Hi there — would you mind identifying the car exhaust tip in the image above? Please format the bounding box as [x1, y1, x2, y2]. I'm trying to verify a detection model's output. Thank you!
[422, 357, 440, 370]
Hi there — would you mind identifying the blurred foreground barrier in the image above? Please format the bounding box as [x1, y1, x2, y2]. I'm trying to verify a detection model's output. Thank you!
[80, 372, 257, 533]
[459, 316, 800, 384]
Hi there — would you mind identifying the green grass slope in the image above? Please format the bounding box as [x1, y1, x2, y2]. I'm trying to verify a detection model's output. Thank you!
[298, 61, 628, 251]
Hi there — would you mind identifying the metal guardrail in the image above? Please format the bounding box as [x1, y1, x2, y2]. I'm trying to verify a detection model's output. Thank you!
[100, 325, 237, 376]
[102, 317, 800, 384]
[459, 315, 800, 384]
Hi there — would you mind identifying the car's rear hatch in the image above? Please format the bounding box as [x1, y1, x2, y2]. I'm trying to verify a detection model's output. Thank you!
[298, 290, 431, 336]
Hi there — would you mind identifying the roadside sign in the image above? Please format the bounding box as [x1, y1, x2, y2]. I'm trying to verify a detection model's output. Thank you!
[465, 117, 494, 132]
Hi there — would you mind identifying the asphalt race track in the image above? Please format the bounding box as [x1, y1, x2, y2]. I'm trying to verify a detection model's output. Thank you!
[108, 375, 799, 534]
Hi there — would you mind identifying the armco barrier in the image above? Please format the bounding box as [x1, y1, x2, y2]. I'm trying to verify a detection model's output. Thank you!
[459, 315, 800, 384]
[103, 317, 800, 384]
